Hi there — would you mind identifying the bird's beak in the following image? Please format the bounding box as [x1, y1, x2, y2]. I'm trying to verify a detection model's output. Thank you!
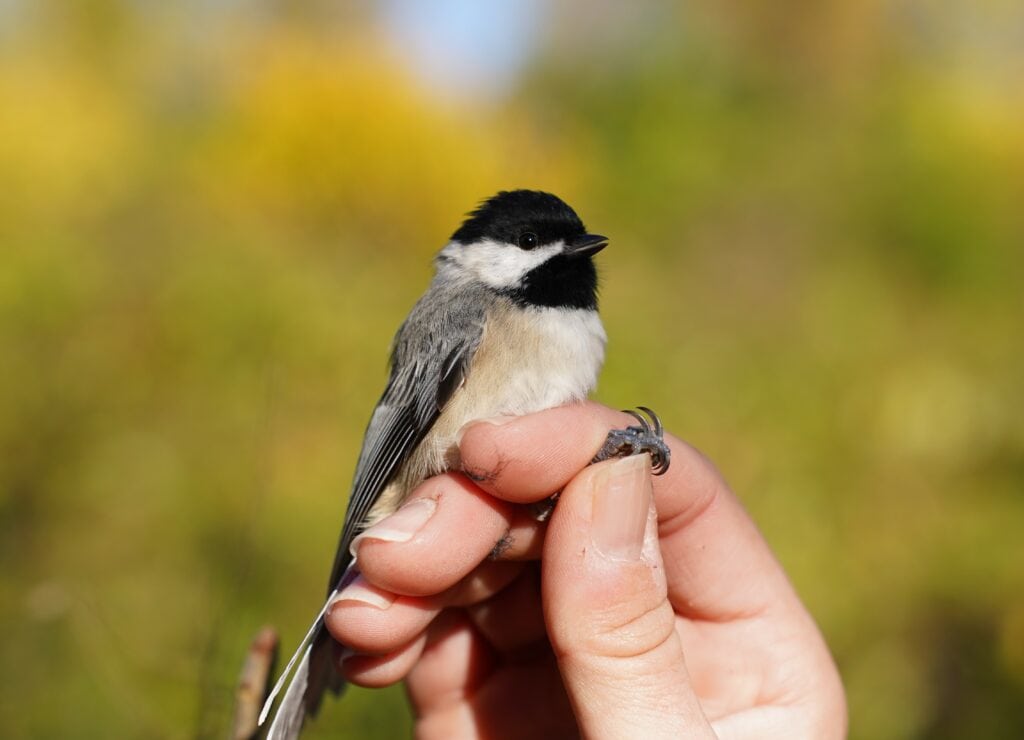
[565, 233, 609, 257]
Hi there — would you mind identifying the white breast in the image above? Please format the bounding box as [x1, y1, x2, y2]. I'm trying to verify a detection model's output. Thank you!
[479, 306, 607, 415]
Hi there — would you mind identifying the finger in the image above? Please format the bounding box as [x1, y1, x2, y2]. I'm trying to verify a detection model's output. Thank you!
[325, 575, 434, 654]
[338, 631, 427, 688]
[353, 472, 513, 596]
[408, 610, 577, 740]
[467, 563, 547, 653]
[658, 451, 848, 734]
[544, 454, 715, 738]
[650, 438, 806, 623]
[326, 562, 525, 655]
[444, 560, 525, 607]
[406, 610, 495, 731]
[488, 507, 547, 561]
[458, 401, 633, 504]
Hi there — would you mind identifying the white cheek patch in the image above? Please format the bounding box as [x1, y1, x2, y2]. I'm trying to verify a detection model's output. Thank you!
[440, 239, 564, 289]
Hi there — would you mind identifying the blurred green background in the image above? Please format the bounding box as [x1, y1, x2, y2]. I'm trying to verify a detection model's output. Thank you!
[2, 1, 1022, 738]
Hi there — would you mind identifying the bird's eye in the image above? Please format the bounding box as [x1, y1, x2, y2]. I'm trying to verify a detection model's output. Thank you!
[518, 232, 539, 250]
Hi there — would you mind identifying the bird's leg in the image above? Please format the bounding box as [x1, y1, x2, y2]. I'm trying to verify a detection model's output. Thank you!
[530, 406, 671, 522]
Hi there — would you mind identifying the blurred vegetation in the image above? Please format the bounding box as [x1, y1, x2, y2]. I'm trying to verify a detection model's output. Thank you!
[1, 1, 1022, 738]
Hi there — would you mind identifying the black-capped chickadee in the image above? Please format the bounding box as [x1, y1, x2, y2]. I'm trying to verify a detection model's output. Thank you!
[260, 190, 669, 738]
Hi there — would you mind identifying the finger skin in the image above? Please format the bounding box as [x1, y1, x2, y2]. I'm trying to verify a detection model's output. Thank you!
[459, 403, 628, 503]
[339, 632, 427, 688]
[467, 564, 547, 653]
[325, 579, 435, 655]
[490, 507, 547, 560]
[407, 611, 576, 740]
[405, 610, 496, 726]
[354, 473, 514, 596]
[326, 561, 525, 656]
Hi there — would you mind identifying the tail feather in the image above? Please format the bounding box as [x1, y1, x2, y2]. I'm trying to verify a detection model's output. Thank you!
[266, 630, 345, 740]
[260, 562, 359, 738]
[266, 643, 311, 740]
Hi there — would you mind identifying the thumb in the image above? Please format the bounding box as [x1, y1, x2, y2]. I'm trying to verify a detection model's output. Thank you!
[543, 454, 715, 739]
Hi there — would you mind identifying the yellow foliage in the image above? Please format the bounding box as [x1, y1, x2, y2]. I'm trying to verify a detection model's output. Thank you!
[188, 29, 581, 249]
[0, 54, 143, 223]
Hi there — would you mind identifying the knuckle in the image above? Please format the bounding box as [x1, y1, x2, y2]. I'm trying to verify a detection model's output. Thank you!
[571, 594, 677, 661]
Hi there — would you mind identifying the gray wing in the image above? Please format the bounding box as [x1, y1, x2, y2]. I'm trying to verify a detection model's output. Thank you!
[326, 282, 492, 592]
[261, 283, 493, 737]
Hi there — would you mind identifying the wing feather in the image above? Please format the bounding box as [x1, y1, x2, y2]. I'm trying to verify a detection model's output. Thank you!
[325, 284, 492, 592]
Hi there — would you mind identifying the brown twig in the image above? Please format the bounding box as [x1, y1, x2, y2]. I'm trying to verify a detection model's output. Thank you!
[231, 626, 279, 740]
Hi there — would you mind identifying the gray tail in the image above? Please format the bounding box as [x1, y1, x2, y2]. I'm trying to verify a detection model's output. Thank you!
[260, 563, 357, 739]
[263, 628, 344, 740]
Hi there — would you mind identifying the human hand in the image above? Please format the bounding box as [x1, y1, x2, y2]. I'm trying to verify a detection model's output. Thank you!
[324, 402, 847, 739]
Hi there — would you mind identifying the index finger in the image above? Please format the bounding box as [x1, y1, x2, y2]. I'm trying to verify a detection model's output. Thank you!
[458, 401, 799, 622]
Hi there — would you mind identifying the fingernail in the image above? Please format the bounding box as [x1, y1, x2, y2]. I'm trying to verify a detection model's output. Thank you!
[591, 455, 652, 561]
[351, 497, 436, 552]
[330, 575, 396, 611]
[455, 415, 518, 445]
[479, 415, 518, 426]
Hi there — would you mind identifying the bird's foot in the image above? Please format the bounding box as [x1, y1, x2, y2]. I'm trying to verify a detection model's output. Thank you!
[592, 406, 671, 474]
[530, 406, 670, 522]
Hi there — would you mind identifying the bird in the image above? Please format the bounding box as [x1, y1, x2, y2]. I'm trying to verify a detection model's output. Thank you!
[259, 190, 669, 738]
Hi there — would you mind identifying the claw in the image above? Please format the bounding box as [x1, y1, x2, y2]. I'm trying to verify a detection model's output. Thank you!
[538, 407, 670, 522]
[622, 408, 651, 434]
[636, 406, 663, 438]
[591, 406, 672, 475]
[651, 445, 671, 475]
